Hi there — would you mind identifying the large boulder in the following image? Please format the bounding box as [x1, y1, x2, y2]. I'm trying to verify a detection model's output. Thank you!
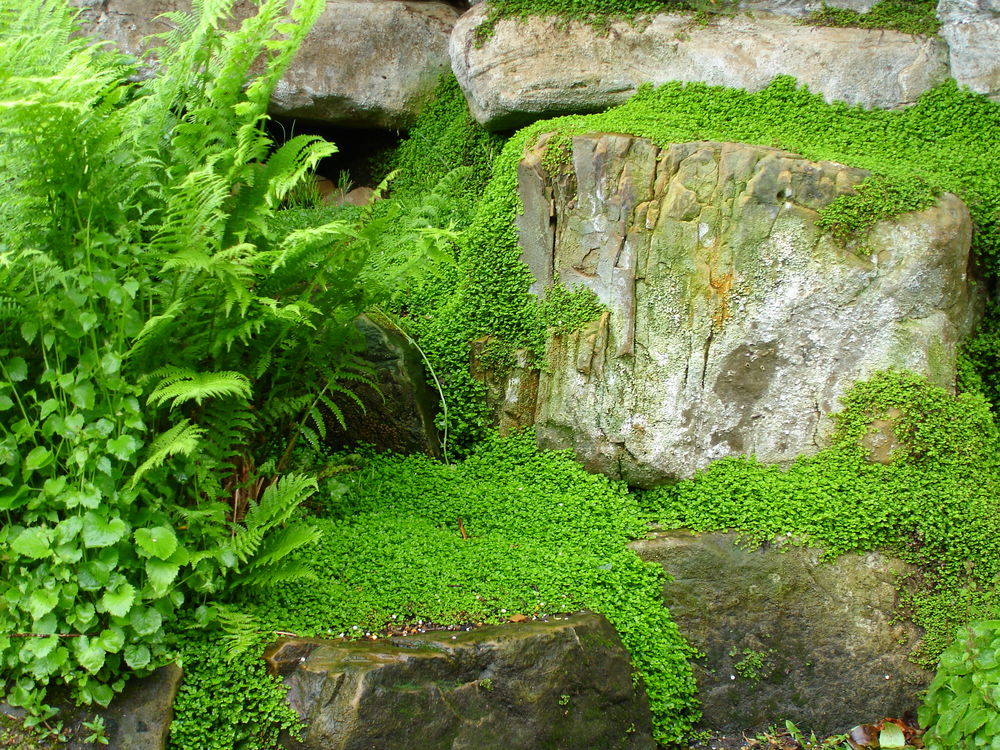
[629, 530, 929, 736]
[264, 612, 655, 750]
[325, 315, 442, 458]
[938, 0, 1000, 101]
[450, 5, 949, 130]
[71, 0, 458, 128]
[519, 136, 979, 485]
[742, 0, 878, 14]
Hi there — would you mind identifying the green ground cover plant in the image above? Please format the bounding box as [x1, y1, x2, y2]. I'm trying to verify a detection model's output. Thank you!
[642, 371, 1000, 665]
[804, 0, 940, 36]
[473, 0, 939, 43]
[183, 434, 700, 746]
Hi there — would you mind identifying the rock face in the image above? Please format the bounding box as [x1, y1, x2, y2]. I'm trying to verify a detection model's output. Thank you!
[451, 6, 949, 130]
[1, 664, 182, 750]
[72, 0, 458, 128]
[938, 0, 1000, 101]
[326, 315, 441, 458]
[265, 612, 655, 750]
[742, 0, 878, 14]
[629, 530, 929, 736]
[519, 136, 978, 486]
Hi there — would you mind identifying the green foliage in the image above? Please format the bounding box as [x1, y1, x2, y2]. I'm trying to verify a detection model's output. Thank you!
[168, 635, 302, 750]
[0, 0, 429, 720]
[919, 620, 1000, 749]
[805, 0, 941, 36]
[539, 284, 607, 335]
[227, 434, 699, 745]
[816, 175, 940, 251]
[642, 371, 1000, 664]
[474, 0, 739, 42]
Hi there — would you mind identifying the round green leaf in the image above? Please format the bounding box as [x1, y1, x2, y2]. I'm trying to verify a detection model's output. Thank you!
[98, 583, 135, 619]
[26, 589, 59, 620]
[124, 644, 151, 670]
[11, 527, 52, 559]
[134, 526, 178, 560]
[82, 512, 128, 548]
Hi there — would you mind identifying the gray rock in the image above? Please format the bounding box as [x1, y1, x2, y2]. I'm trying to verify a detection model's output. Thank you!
[451, 5, 949, 130]
[938, 0, 1000, 101]
[742, 0, 878, 14]
[519, 136, 979, 485]
[629, 530, 929, 736]
[71, 0, 458, 128]
[325, 315, 442, 458]
[264, 612, 655, 750]
[1, 664, 182, 750]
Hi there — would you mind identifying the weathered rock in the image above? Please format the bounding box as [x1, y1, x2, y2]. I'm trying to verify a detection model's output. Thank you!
[742, 0, 878, 14]
[72, 0, 458, 128]
[451, 5, 949, 130]
[265, 612, 655, 750]
[938, 0, 1000, 101]
[520, 136, 979, 485]
[470, 337, 539, 435]
[629, 530, 928, 736]
[326, 315, 441, 457]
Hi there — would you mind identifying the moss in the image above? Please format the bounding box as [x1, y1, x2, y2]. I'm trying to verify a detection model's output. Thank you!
[642, 370, 1000, 666]
[240, 434, 700, 745]
[474, 0, 739, 44]
[804, 0, 941, 36]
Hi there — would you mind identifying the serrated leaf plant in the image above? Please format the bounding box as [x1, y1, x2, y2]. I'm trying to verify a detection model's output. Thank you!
[0, 0, 428, 719]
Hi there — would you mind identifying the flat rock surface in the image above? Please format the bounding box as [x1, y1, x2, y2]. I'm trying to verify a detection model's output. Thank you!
[72, 0, 458, 128]
[630, 530, 929, 736]
[522, 136, 979, 485]
[265, 612, 655, 750]
[451, 6, 949, 130]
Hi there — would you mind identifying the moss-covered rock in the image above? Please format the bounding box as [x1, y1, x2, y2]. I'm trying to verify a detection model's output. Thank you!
[265, 612, 655, 750]
[630, 530, 928, 736]
[520, 136, 980, 485]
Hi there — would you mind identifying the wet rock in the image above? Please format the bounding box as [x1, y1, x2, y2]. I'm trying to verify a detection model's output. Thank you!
[938, 0, 1000, 101]
[72, 0, 458, 128]
[265, 612, 654, 750]
[629, 531, 929, 736]
[326, 315, 441, 458]
[520, 136, 979, 485]
[451, 5, 949, 130]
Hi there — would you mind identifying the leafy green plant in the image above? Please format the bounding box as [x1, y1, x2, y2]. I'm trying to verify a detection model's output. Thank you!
[0, 0, 436, 721]
[919, 620, 1000, 749]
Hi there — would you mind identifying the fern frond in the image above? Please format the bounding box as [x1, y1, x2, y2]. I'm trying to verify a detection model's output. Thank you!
[231, 473, 316, 564]
[148, 368, 252, 409]
[216, 607, 264, 661]
[131, 418, 205, 486]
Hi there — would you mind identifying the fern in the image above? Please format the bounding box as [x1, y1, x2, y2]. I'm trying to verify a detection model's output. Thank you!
[131, 419, 206, 486]
[148, 368, 252, 409]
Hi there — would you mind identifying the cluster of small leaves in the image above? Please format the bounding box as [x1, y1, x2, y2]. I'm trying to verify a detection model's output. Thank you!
[804, 0, 941, 36]
[473, 0, 738, 43]
[0, 0, 431, 722]
[539, 284, 607, 335]
[642, 370, 1000, 665]
[167, 634, 302, 750]
[233, 434, 700, 745]
[918, 620, 1000, 749]
[816, 175, 940, 250]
